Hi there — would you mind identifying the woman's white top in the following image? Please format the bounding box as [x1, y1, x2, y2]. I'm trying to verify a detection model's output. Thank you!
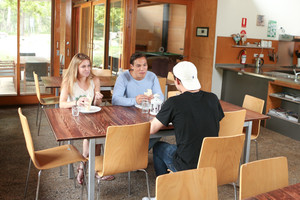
[67, 79, 95, 102]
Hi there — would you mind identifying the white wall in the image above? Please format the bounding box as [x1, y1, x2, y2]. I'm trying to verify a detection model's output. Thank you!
[211, 0, 300, 98]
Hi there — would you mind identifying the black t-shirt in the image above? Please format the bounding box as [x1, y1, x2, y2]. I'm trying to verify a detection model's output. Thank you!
[156, 90, 224, 171]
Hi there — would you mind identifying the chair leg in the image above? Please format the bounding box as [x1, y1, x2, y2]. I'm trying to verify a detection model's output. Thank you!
[37, 106, 43, 136]
[80, 161, 88, 200]
[138, 169, 151, 199]
[97, 179, 101, 200]
[232, 182, 237, 200]
[35, 170, 42, 200]
[36, 103, 40, 126]
[128, 171, 131, 195]
[254, 139, 258, 160]
[24, 159, 32, 199]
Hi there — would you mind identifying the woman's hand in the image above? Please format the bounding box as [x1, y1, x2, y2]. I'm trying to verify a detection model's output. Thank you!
[94, 91, 103, 105]
[77, 97, 89, 107]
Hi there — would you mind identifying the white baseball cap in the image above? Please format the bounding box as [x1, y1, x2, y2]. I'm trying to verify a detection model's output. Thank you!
[173, 61, 201, 90]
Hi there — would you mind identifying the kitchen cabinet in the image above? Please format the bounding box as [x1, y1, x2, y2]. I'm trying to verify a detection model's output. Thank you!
[266, 80, 300, 140]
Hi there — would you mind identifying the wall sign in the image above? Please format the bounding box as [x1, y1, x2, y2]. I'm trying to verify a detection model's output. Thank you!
[267, 20, 277, 38]
[256, 15, 265, 26]
[196, 27, 209, 37]
[241, 18, 247, 28]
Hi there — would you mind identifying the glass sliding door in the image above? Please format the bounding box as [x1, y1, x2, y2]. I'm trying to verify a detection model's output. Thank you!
[0, 0, 17, 95]
[20, 0, 52, 95]
[92, 2, 105, 68]
[79, 3, 92, 56]
[108, 0, 124, 73]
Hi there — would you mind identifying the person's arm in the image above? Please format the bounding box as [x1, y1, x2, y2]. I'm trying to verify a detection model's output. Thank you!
[150, 117, 165, 134]
[112, 75, 136, 106]
[59, 83, 76, 108]
[59, 83, 89, 108]
[93, 77, 103, 106]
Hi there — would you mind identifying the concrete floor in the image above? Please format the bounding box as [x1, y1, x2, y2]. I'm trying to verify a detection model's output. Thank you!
[1, 105, 300, 200]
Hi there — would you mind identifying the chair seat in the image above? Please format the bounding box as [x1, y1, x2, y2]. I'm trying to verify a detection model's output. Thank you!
[34, 144, 86, 170]
[40, 96, 60, 105]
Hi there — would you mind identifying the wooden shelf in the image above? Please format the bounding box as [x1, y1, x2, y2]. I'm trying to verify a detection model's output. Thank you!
[269, 93, 300, 105]
[232, 45, 274, 49]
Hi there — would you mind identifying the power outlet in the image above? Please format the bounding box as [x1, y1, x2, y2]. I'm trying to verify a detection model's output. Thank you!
[254, 54, 258, 58]
[259, 54, 264, 58]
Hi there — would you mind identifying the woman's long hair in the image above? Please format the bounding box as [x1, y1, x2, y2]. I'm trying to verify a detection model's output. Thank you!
[62, 53, 94, 96]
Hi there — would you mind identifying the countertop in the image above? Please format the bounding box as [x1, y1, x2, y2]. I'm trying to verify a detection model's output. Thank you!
[216, 64, 300, 85]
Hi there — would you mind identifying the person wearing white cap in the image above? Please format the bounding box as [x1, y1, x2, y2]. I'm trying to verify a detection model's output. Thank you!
[150, 61, 224, 176]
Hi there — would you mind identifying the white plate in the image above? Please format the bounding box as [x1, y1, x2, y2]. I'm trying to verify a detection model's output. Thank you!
[135, 104, 142, 109]
[79, 106, 101, 114]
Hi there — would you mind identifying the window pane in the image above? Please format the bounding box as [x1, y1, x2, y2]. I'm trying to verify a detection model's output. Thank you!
[109, 0, 124, 74]
[0, 0, 17, 95]
[92, 3, 105, 68]
[20, 0, 51, 95]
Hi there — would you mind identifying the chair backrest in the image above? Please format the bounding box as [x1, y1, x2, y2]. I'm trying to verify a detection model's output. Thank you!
[18, 108, 36, 165]
[239, 156, 288, 200]
[26, 62, 48, 81]
[242, 95, 265, 138]
[242, 95, 264, 113]
[158, 77, 167, 96]
[219, 109, 246, 137]
[167, 71, 174, 81]
[156, 167, 218, 200]
[197, 134, 245, 186]
[33, 71, 41, 102]
[167, 91, 180, 98]
[100, 122, 150, 176]
[92, 68, 112, 76]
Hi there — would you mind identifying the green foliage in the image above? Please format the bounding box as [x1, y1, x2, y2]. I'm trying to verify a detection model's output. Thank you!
[0, 0, 51, 34]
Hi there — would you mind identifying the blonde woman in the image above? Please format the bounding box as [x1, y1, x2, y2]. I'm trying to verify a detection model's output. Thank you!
[60, 53, 114, 184]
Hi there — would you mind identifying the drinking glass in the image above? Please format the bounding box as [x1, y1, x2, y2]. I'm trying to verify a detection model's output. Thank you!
[141, 100, 150, 114]
[72, 105, 79, 116]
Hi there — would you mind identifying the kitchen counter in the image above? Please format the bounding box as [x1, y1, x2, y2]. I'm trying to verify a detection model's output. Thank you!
[216, 64, 300, 85]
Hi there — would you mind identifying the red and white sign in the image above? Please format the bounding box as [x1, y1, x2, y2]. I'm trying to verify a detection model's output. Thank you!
[241, 18, 247, 28]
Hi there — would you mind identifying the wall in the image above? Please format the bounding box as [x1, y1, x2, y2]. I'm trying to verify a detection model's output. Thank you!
[211, 0, 300, 98]
[136, 5, 163, 52]
[189, 0, 218, 92]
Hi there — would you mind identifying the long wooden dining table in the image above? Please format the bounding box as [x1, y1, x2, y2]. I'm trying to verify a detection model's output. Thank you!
[44, 101, 269, 200]
[245, 182, 300, 200]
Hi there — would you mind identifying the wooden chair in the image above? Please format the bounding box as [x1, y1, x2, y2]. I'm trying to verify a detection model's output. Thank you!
[156, 167, 218, 200]
[167, 71, 174, 81]
[197, 134, 245, 200]
[239, 156, 288, 200]
[92, 68, 113, 105]
[167, 91, 180, 98]
[95, 122, 151, 199]
[219, 109, 246, 137]
[158, 77, 167, 97]
[92, 68, 112, 76]
[33, 72, 59, 136]
[18, 108, 87, 200]
[242, 94, 265, 160]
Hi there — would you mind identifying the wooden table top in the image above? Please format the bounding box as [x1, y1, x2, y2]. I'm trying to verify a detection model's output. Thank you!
[220, 100, 270, 121]
[45, 106, 155, 141]
[45, 100, 269, 142]
[245, 182, 300, 200]
[41, 76, 117, 88]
